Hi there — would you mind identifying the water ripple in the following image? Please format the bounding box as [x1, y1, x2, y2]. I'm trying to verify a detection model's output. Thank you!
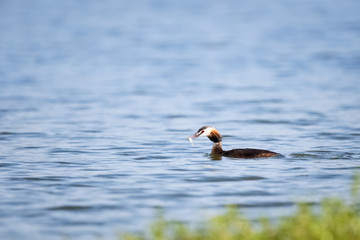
[186, 175, 266, 183]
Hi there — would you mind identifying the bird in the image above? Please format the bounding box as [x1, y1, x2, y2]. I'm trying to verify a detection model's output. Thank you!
[188, 126, 280, 159]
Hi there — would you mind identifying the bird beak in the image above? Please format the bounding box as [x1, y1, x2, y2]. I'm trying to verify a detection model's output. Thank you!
[187, 132, 201, 146]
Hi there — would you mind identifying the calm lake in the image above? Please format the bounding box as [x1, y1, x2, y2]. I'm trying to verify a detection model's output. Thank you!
[1, 0, 360, 239]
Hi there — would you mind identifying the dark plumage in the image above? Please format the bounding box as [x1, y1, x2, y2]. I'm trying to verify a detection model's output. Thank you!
[188, 126, 279, 159]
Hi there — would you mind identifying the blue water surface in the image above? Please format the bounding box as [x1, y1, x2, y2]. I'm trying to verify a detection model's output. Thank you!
[1, 0, 360, 239]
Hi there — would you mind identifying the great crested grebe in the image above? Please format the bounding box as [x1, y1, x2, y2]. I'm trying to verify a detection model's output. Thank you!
[188, 126, 279, 159]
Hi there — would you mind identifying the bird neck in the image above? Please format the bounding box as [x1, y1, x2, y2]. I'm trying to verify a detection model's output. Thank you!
[211, 141, 223, 155]
[207, 129, 222, 143]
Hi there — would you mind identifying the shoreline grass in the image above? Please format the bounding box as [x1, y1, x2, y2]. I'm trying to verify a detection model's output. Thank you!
[121, 175, 360, 240]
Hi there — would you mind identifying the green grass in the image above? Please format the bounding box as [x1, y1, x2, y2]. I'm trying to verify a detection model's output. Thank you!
[121, 174, 360, 240]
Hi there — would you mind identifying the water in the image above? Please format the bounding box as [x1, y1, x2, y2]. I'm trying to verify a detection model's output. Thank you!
[1, 0, 360, 239]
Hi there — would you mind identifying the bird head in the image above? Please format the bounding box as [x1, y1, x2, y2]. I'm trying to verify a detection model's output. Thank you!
[188, 126, 222, 144]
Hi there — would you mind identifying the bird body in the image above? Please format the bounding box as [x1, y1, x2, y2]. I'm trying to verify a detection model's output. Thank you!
[188, 126, 279, 159]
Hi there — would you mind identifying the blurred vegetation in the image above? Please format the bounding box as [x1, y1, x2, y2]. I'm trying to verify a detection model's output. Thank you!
[121, 174, 360, 240]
